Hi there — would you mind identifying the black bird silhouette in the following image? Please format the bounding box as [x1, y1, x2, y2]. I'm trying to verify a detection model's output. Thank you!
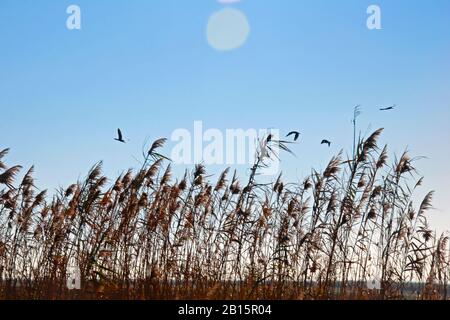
[321, 140, 331, 147]
[114, 128, 126, 143]
[286, 131, 301, 141]
[380, 105, 396, 111]
[266, 134, 273, 143]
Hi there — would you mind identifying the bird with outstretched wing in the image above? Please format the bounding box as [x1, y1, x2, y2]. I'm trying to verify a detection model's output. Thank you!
[321, 140, 331, 147]
[380, 104, 396, 111]
[114, 128, 126, 143]
[286, 131, 301, 142]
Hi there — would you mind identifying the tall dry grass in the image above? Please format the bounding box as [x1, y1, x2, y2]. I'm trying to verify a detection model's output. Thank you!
[0, 129, 448, 300]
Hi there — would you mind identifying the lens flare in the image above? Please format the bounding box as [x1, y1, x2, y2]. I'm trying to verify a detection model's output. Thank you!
[207, 8, 250, 51]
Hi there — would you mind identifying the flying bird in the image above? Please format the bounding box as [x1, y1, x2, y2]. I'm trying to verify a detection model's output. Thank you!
[114, 128, 126, 143]
[380, 105, 396, 111]
[321, 140, 331, 147]
[286, 131, 301, 142]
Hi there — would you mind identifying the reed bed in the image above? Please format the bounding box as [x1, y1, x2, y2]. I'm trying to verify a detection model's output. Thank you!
[0, 129, 448, 300]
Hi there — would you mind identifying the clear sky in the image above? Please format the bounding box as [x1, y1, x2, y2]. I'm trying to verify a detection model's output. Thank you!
[0, 1, 449, 231]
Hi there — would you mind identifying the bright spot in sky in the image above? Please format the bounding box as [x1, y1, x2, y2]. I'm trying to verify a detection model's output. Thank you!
[218, 0, 242, 3]
[207, 8, 250, 51]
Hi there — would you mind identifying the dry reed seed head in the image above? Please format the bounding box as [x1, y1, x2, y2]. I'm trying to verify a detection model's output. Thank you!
[146, 158, 163, 179]
[131, 170, 146, 189]
[357, 174, 366, 188]
[415, 177, 424, 188]
[65, 205, 76, 219]
[406, 227, 413, 239]
[221, 191, 229, 202]
[0, 148, 10, 169]
[310, 261, 318, 274]
[205, 184, 212, 195]
[340, 213, 351, 226]
[169, 200, 181, 214]
[262, 204, 271, 219]
[121, 169, 133, 187]
[242, 185, 252, 194]
[0, 241, 6, 256]
[88, 162, 103, 181]
[230, 182, 241, 195]
[40, 206, 50, 218]
[287, 199, 297, 216]
[360, 128, 384, 161]
[98, 250, 112, 259]
[65, 184, 78, 197]
[145, 178, 154, 188]
[21, 166, 35, 187]
[33, 190, 47, 207]
[162, 185, 171, 196]
[323, 154, 342, 179]
[395, 152, 411, 176]
[438, 235, 449, 257]
[342, 195, 354, 213]
[367, 207, 377, 220]
[118, 191, 127, 204]
[112, 177, 123, 192]
[273, 174, 282, 192]
[0, 165, 22, 186]
[22, 185, 34, 201]
[258, 216, 266, 228]
[214, 168, 229, 192]
[148, 138, 167, 155]
[194, 175, 203, 186]
[377, 145, 388, 169]
[300, 202, 310, 216]
[279, 235, 290, 244]
[371, 185, 382, 198]
[100, 190, 112, 206]
[160, 164, 172, 185]
[408, 205, 416, 220]
[178, 178, 187, 191]
[326, 192, 338, 213]
[186, 211, 195, 227]
[303, 178, 312, 191]
[419, 191, 434, 216]
[237, 208, 250, 217]
[96, 176, 108, 189]
[0, 190, 10, 201]
[277, 182, 284, 194]
[169, 185, 180, 199]
[194, 164, 206, 178]
[422, 229, 433, 242]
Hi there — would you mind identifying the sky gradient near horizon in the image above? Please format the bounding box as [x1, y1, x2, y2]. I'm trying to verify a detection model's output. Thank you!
[1, 0, 450, 231]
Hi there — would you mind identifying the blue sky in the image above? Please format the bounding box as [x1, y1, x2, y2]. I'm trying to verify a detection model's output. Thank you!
[0, 0, 449, 230]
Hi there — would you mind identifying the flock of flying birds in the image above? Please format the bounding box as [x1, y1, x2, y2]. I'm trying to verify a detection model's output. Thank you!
[114, 105, 396, 149]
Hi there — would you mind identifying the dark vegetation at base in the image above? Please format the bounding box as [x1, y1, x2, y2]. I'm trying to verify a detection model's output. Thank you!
[1, 281, 448, 300]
